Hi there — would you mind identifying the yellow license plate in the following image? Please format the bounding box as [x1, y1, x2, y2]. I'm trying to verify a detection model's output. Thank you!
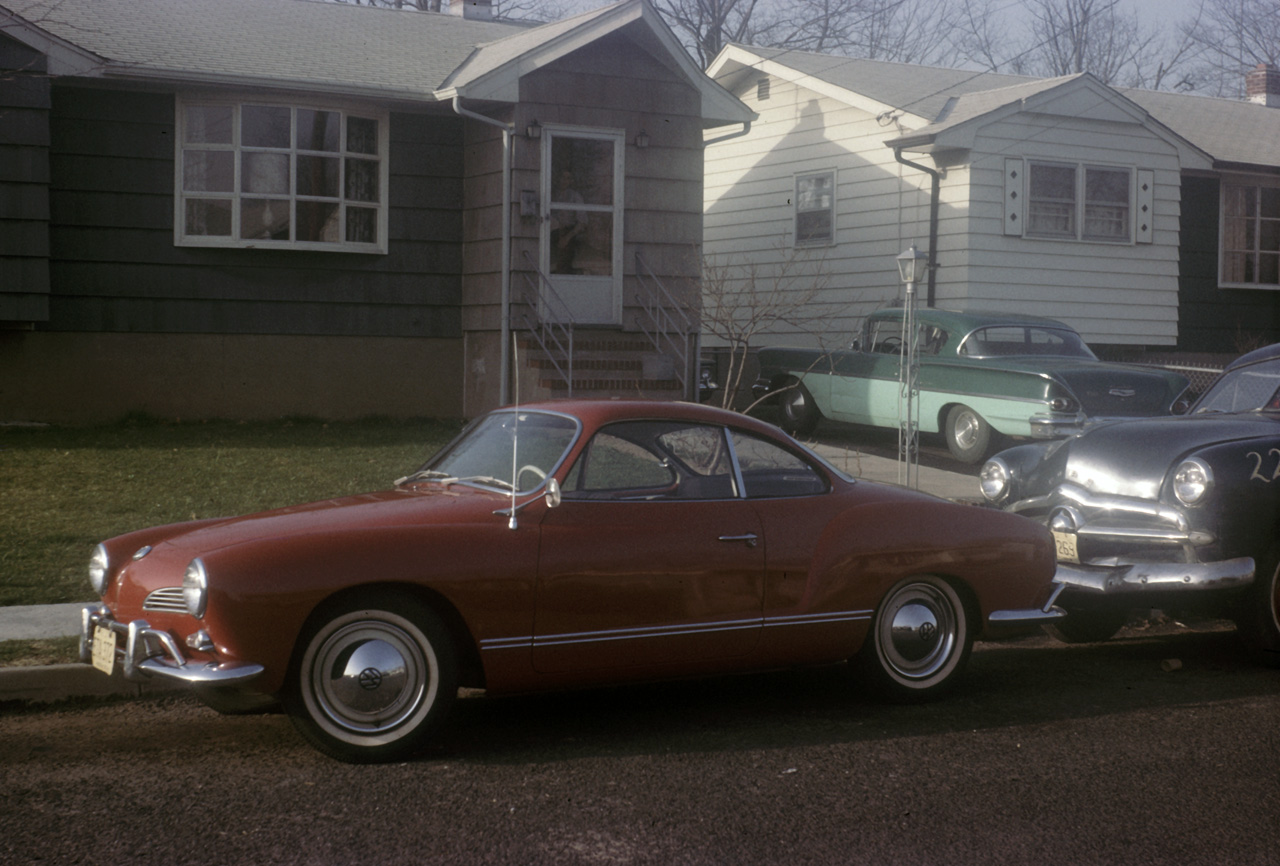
[91, 625, 116, 675]
[1052, 530, 1079, 564]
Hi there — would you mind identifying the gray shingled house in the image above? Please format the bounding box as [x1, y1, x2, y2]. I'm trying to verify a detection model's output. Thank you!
[0, 0, 753, 422]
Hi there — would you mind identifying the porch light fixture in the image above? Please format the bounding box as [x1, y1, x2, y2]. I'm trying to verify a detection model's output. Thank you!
[896, 244, 928, 286]
[526, 119, 541, 139]
[635, 131, 650, 148]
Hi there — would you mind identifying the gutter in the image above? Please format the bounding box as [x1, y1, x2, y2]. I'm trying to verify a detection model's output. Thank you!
[892, 147, 940, 307]
[703, 121, 752, 147]
[452, 96, 515, 407]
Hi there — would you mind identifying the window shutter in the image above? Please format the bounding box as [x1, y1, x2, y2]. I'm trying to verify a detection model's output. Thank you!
[1136, 169, 1154, 244]
[1004, 158, 1023, 236]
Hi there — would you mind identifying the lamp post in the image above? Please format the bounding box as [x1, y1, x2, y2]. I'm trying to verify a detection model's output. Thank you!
[896, 244, 928, 488]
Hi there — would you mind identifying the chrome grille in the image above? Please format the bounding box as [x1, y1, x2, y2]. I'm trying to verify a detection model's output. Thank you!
[142, 587, 187, 614]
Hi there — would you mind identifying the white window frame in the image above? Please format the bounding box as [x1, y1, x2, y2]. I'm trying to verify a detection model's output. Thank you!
[1025, 160, 1134, 244]
[174, 95, 389, 254]
[1219, 176, 1280, 290]
[794, 169, 836, 248]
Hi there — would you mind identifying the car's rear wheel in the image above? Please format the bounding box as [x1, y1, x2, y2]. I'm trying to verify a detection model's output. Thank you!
[859, 576, 972, 699]
[1237, 549, 1280, 667]
[778, 379, 820, 436]
[284, 591, 458, 763]
[944, 404, 994, 464]
[1046, 608, 1128, 644]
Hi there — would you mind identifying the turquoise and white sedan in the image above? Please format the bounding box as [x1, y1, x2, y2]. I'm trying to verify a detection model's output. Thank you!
[753, 308, 1190, 464]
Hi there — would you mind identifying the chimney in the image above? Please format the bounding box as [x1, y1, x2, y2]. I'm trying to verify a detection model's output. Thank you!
[1246, 63, 1280, 108]
[449, 0, 493, 20]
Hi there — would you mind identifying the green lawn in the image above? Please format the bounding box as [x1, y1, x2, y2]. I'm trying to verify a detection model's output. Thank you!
[0, 416, 464, 608]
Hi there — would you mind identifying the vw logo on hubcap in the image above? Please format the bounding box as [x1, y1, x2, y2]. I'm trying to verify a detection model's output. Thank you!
[357, 667, 383, 691]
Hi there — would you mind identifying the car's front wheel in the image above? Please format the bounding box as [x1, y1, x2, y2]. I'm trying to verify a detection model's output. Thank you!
[944, 404, 995, 464]
[1046, 608, 1128, 644]
[284, 591, 459, 763]
[778, 379, 820, 436]
[1238, 548, 1280, 667]
[858, 576, 972, 699]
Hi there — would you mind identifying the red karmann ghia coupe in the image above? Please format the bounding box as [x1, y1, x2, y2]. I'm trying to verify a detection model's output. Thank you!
[81, 400, 1063, 762]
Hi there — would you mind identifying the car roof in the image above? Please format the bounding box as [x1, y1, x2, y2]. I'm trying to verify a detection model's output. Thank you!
[496, 399, 787, 438]
[869, 307, 1074, 333]
[1225, 342, 1280, 371]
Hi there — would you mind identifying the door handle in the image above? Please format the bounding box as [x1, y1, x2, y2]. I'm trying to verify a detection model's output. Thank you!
[718, 533, 759, 548]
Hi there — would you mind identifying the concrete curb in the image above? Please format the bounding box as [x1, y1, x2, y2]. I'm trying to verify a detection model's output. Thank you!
[0, 663, 180, 706]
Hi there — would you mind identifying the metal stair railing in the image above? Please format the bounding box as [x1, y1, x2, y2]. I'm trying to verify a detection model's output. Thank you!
[634, 252, 697, 400]
[518, 250, 576, 397]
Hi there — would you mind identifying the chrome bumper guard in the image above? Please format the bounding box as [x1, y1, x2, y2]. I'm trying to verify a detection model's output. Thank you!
[1054, 557, 1255, 596]
[79, 604, 264, 686]
[987, 581, 1069, 627]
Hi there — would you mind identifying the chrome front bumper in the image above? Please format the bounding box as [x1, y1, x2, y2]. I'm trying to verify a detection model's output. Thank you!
[1054, 557, 1255, 596]
[79, 604, 264, 686]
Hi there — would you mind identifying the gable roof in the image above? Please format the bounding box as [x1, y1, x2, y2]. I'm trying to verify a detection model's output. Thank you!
[0, 0, 752, 124]
[710, 43, 1280, 171]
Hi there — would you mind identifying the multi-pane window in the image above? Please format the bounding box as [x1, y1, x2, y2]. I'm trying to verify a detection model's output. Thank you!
[1222, 182, 1280, 288]
[1027, 162, 1131, 242]
[177, 99, 387, 252]
[795, 170, 835, 246]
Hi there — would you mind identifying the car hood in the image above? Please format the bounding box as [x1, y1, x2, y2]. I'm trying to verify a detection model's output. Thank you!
[973, 358, 1183, 416]
[142, 484, 512, 559]
[1060, 413, 1277, 498]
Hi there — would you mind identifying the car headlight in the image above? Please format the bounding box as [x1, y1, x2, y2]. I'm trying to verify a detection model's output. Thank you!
[183, 558, 209, 619]
[1173, 458, 1213, 506]
[979, 457, 1011, 502]
[89, 544, 110, 595]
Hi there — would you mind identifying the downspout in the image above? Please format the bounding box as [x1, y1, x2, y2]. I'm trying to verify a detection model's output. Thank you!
[703, 121, 752, 148]
[453, 96, 514, 405]
[892, 147, 940, 308]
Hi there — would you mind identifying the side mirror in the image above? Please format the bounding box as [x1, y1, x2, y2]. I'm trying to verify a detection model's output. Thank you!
[545, 477, 562, 509]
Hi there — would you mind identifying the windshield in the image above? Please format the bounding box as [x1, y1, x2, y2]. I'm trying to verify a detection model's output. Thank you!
[1194, 359, 1280, 414]
[411, 410, 579, 494]
[958, 326, 1095, 359]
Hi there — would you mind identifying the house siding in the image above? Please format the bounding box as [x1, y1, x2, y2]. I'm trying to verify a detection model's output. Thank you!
[704, 76, 908, 349]
[1176, 174, 1280, 352]
[1, 83, 468, 422]
[0, 37, 51, 323]
[954, 114, 1184, 346]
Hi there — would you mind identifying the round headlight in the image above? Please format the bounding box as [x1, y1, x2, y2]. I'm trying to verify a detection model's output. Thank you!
[183, 558, 209, 619]
[89, 544, 110, 595]
[1173, 458, 1213, 506]
[979, 457, 1011, 502]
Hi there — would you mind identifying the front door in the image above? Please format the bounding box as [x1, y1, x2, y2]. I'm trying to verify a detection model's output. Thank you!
[541, 126, 624, 325]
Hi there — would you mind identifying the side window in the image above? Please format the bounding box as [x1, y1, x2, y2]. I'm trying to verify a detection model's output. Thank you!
[561, 421, 736, 500]
[562, 430, 675, 498]
[795, 170, 835, 247]
[731, 432, 827, 498]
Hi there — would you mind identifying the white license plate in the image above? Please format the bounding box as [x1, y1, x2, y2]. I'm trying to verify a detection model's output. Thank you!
[91, 625, 116, 675]
[1053, 530, 1079, 564]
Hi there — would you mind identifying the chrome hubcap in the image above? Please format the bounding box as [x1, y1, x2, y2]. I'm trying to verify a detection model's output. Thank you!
[954, 412, 980, 449]
[312, 621, 430, 734]
[879, 584, 957, 679]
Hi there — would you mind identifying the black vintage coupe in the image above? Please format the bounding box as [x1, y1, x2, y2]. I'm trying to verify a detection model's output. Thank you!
[978, 343, 1280, 662]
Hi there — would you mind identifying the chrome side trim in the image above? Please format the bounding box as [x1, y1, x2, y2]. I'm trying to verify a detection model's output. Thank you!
[1054, 558, 1255, 595]
[478, 610, 874, 653]
[80, 605, 264, 686]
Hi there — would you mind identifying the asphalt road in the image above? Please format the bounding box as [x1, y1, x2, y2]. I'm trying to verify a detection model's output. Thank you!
[2, 621, 1277, 866]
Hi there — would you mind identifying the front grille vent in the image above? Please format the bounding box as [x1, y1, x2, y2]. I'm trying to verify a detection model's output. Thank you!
[143, 587, 187, 614]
